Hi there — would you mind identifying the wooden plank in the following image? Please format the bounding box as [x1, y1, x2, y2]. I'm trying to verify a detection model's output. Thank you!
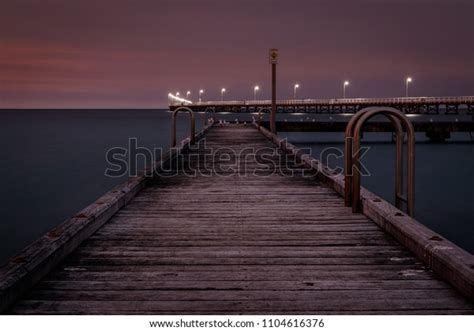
[35, 279, 452, 291]
[43, 269, 435, 282]
[10, 298, 473, 314]
[23, 289, 468, 303]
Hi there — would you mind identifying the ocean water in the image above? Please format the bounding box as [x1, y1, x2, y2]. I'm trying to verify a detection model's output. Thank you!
[0, 110, 472, 264]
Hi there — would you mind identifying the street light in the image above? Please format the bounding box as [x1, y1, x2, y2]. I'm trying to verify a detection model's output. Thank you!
[221, 88, 226, 101]
[406, 77, 412, 97]
[294, 84, 299, 99]
[176, 92, 180, 97]
[199, 89, 204, 102]
[343, 81, 349, 99]
[254, 86, 260, 100]
[186, 91, 191, 99]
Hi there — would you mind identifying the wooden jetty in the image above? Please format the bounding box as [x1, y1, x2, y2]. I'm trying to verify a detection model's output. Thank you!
[0, 123, 473, 314]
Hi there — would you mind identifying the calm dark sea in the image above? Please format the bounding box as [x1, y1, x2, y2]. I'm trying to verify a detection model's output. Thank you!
[0, 109, 472, 264]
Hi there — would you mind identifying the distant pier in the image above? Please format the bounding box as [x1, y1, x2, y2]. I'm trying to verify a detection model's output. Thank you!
[170, 96, 474, 115]
[169, 95, 474, 142]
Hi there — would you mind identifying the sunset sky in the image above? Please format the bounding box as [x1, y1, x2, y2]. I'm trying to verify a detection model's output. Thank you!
[0, 0, 473, 109]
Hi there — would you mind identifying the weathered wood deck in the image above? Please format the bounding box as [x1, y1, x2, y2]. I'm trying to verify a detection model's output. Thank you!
[6, 125, 474, 314]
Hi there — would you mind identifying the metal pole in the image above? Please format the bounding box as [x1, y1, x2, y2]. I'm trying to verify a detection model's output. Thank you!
[406, 129, 415, 216]
[344, 109, 370, 207]
[271, 63, 276, 134]
[388, 115, 404, 209]
[190, 113, 195, 144]
[257, 108, 269, 131]
[343, 85, 346, 99]
[406, 81, 409, 98]
[171, 113, 177, 147]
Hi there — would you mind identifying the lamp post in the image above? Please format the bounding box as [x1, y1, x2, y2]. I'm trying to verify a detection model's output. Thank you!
[221, 88, 226, 101]
[269, 48, 278, 134]
[176, 92, 180, 97]
[254, 86, 259, 100]
[199, 89, 204, 102]
[343, 81, 349, 99]
[406, 77, 412, 97]
[293, 84, 299, 99]
[186, 91, 191, 99]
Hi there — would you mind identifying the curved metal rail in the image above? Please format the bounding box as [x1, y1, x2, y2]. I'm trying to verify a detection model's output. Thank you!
[257, 107, 271, 131]
[345, 109, 404, 209]
[171, 107, 196, 147]
[345, 108, 415, 216]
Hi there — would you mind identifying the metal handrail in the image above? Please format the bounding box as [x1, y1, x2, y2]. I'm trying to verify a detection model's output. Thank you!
[171, 107, 195, 147]
[344, 110, 403, 206]
[344, 108, 415, 216]
[257, 107, 271, 131]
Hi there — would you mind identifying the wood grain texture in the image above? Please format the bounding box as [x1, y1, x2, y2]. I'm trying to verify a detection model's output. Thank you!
[7, 124, 474, 314]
